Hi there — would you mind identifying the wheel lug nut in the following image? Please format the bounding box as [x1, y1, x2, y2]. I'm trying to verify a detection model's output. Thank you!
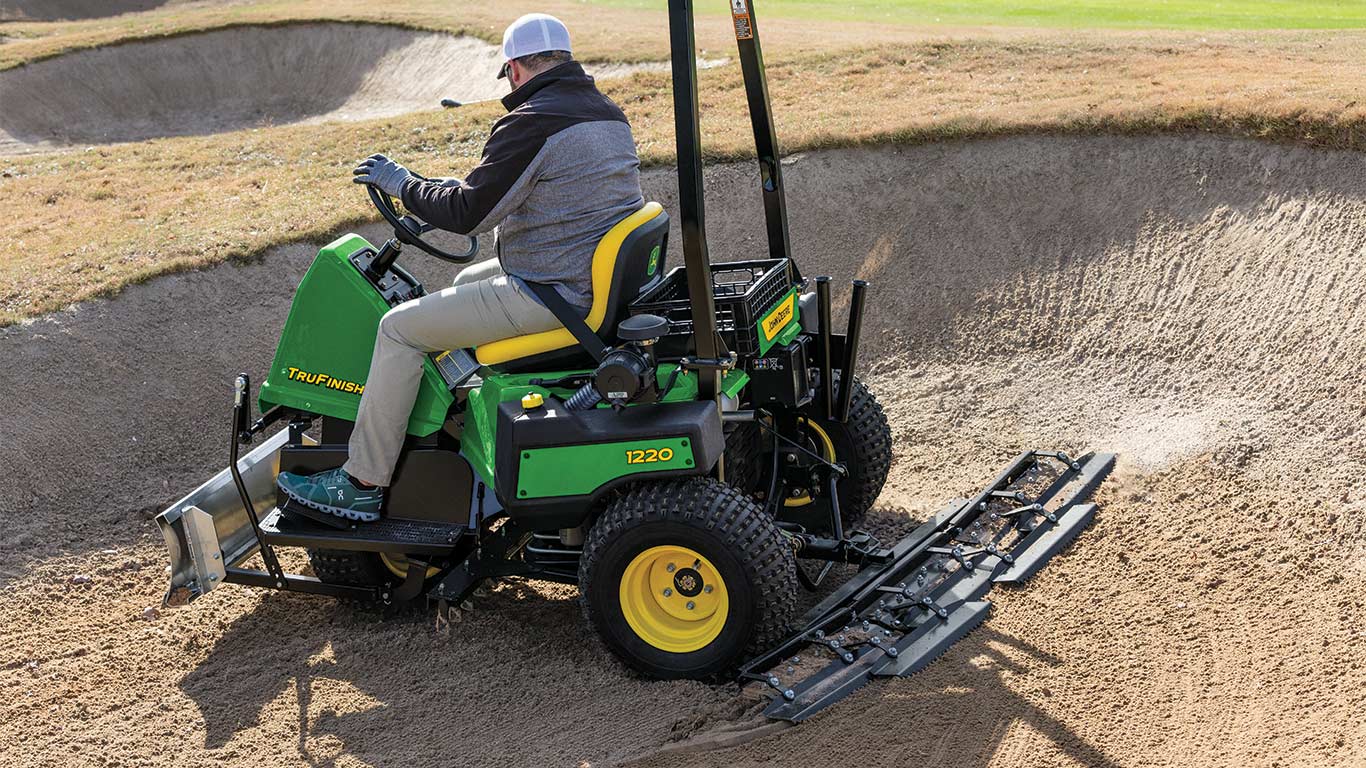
[703, 585, 713, 593]
[686, 601, 696, 610]
[666, 563, 676, 573]
[663, 588, 673, 597]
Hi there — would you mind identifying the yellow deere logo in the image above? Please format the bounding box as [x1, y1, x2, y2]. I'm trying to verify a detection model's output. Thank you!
[760, 293, 796, 342]
[286, 367, 365, 395]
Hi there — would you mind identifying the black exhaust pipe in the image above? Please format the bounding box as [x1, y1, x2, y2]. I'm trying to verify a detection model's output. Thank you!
[835, 280, 868, 422]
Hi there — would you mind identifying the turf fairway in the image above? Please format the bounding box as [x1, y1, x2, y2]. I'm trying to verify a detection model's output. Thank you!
[597, 0, 1366, 29]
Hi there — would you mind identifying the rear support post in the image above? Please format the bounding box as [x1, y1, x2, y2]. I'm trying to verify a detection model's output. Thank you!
[835, 281, 868, 422]
[816, 276, 834, 420]
[668, 0, 722, 402]
[730, 0, 792, 260]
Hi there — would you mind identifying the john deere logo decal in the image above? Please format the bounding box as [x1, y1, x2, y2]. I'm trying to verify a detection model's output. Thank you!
[756, 288, 799, 354]
[285, 366, 365, 395]
[646, 245, 661, 276]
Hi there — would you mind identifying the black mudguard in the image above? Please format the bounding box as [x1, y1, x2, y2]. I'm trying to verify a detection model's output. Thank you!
[494, 398, 725, 530]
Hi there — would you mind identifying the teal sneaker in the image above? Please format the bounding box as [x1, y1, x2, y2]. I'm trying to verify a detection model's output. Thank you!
[277, 467, 384, 522]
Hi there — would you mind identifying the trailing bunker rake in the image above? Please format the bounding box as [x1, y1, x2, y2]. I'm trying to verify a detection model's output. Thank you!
[155, 0, 1113, 723]
[741, 449, 1114, 721]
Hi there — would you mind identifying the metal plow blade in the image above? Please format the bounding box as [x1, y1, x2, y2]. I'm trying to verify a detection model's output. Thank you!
[741, 450, 1115, 722]
[156, 428, 308, 605]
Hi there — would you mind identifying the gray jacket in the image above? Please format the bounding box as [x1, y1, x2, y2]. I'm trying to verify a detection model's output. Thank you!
[400, 61, 644, 308]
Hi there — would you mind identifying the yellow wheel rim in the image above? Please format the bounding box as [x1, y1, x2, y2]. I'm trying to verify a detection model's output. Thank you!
[619, 545, 729, 653]
[379, 552, 439, 581]
[784, 418, 837, 508]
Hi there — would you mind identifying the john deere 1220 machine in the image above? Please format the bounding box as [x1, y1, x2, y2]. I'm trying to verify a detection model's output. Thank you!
[157, 0, 1113, 721]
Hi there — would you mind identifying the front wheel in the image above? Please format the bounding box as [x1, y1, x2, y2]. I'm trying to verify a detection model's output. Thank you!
[306, 549, 436, 605]
[579, 478, 798, 679]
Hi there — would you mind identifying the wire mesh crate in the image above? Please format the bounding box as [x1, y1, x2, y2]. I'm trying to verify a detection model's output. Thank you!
[630, 258, 796, 355]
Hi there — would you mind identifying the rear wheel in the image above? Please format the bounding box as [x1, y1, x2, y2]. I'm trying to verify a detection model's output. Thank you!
[724, 372, 892, 529]
[579, 478, 798, 679]
[795, 372, 892, 528]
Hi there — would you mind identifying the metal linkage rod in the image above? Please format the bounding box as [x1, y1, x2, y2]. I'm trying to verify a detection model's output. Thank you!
[228, 374, 285, 582]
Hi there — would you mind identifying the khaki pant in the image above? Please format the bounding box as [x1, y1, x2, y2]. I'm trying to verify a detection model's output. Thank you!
[343, 259, 561, 486]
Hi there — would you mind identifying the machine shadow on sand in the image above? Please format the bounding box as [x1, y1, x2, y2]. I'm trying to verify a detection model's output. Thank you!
[180, 586, 1118, 768]
[837, 626, 1121, 768]
[178, 583, 631, 760]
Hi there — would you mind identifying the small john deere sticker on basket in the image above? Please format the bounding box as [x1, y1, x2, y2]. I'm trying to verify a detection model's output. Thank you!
[757, 288, 799, 354]
[731, 0, 754, 40]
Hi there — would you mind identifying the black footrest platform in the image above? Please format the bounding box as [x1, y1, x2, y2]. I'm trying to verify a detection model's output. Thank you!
[259, 507, 466, 555]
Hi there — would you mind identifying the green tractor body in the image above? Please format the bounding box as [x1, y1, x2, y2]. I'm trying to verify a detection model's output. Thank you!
[257, 234, 453, 436]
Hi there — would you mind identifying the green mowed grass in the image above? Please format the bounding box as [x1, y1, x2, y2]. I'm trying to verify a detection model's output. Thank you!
[593, 0, 1366, 29]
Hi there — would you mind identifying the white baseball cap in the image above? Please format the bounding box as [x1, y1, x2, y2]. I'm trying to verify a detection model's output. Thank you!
[498, 14, 572, 79]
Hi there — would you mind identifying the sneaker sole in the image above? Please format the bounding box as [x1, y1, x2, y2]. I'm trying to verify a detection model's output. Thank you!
[279, 485, 381, 523]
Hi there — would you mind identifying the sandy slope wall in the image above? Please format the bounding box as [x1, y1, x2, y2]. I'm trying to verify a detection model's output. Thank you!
[2, 135, 1364, 767]
[0, 22, 670, 152]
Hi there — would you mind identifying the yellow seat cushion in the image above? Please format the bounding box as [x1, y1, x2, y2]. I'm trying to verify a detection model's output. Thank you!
[475, 202, 665, 366]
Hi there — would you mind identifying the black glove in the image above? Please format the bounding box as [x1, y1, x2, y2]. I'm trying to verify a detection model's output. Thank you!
[352, 154, 412, 197]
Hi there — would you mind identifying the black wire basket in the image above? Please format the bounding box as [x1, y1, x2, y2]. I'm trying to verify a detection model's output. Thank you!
[630, 258, 796, 355]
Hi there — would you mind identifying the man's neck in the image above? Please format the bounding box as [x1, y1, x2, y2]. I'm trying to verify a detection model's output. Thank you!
[502, 60, 586, 111]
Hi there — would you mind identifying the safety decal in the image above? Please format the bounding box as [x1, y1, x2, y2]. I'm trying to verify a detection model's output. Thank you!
[731, 0, 754, 40]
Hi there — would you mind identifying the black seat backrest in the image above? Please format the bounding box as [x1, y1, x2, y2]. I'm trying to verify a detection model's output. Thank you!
[600, 210, 669, 339]
[492, 210, 669, 373]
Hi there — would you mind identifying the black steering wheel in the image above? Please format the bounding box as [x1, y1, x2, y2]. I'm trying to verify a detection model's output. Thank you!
[366, 179, 479, 264]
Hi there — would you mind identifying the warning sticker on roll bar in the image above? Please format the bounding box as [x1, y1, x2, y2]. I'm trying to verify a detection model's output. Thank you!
[731, 0, 754, 39]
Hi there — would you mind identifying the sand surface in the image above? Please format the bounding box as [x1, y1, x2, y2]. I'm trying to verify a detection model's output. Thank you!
[2, 135, 1365, 767]
[0, 22, 682, 153]
[0, 0, 172, 21]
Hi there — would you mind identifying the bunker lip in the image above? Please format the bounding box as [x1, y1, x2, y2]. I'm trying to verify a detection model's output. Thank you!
[3, 135, 1364, 767]
[0, 21, 695, 154]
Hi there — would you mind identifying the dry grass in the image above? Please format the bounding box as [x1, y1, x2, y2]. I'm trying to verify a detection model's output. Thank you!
[3, 6, 1366, 324]
[0, 0, 946, 69]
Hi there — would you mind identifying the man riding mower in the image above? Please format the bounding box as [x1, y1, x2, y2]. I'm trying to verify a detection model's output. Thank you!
[157, 2, 1112, 721]
[278, 13, 645, 524]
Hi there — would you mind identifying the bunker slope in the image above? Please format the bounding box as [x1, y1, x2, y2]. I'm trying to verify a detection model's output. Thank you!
[0, 0, 171, 21]
[0, 22, 670, 153]
[2, 135, 1364, 767]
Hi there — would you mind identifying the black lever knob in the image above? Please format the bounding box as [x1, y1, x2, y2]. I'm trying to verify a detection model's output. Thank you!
[618, 313, 669, 342]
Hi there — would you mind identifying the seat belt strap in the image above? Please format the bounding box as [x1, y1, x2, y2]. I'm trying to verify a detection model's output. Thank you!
[524, 281, 610, 363]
